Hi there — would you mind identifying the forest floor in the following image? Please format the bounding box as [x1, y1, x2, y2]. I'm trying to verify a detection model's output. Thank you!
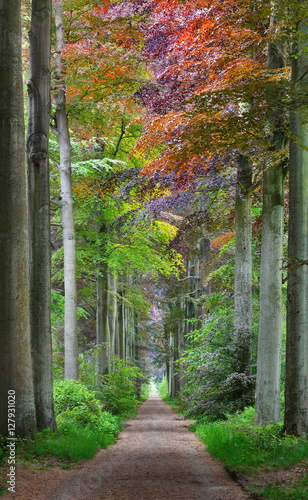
[2, 391, 251, 500]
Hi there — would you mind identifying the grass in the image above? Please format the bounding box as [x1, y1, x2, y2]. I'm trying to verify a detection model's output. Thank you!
[191, 407, 308, 500]
[22, 423, 115, 462]
[256, 474, 308, 500]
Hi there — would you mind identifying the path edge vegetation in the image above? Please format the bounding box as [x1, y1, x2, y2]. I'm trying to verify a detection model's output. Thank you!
[158, 378, 308, 500]
[0, 360, 151, 497]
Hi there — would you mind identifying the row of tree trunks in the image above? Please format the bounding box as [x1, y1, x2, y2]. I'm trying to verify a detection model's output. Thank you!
[166, 237, 211, 397]
[96, 268, 139, 379]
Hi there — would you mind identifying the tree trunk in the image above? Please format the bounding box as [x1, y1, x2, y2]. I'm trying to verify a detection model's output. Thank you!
[108, 271, 118, 363]
[53, 0, 78, 379]
[0, 0, 37, 437]
[27, 0, 56, 432]
[118, 288, 124, 360]
[234, 154, 253, 385]
[255, 15, 287, 425]
[96, 261, 109, 381]
[284, 20, 308, 435]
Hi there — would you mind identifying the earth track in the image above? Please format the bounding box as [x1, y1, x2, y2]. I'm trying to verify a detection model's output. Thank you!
[4, 392, 252, 499]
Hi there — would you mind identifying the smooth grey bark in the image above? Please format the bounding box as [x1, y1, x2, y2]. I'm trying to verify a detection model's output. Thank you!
[27, 0, 56, 432]
[108, 271, 118, 363]
[118, 288, 125, 360]
[255, 16, 287, 426]
[96, 261, 109, 381]
[53, 0, 78, 379]
[234, 155, 253, 379]
[178, 299, 185, 392]
[0, 0, 37, 437]
[284, 20, 308, 435]
[195, 237, 211, 323]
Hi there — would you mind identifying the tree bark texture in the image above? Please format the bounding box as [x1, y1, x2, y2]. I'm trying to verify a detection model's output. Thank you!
[108, 271, 118, 363]
[255, 14, 287, 425]
[96, 261, 109, 381]
[284, 20, 308, 435]
[27, 0, 56, 431]
[0, 0, 37, 436]
[54, 0, 78, 379]
[234, 154, 253, 376]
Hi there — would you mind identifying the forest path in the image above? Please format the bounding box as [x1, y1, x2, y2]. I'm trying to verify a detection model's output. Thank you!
[5, 392, 251, 499]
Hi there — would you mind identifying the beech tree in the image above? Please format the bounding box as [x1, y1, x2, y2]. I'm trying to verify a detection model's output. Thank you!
[52, 0, 79, 379]
[27, 0, 56, 431]
[284, 9, 308, 435]
[0, 0, 37, 437]
[233, 155, 253, 386]
[255, 9, 287, 425]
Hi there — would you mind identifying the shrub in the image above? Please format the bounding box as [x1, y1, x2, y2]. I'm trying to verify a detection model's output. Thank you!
[53, 379, 122, 437]
[53, 379, 101, 427]
[158, 376, 169, 400]
[98, 357, 143, 418]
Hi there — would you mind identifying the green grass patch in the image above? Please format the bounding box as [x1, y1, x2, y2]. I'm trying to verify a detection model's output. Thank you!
[194, 407, 308, 475]
[256, 474, 308, 500]
[21, 422, 115, 462]
[192, 407, 308, 499]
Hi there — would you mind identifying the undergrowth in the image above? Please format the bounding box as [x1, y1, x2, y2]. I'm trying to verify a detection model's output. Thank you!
[194, 407, 308, 474]
[193, 407, 308, 500]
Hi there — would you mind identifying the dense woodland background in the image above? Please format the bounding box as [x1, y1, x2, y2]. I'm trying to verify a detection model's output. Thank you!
[2, 0, 308, 463]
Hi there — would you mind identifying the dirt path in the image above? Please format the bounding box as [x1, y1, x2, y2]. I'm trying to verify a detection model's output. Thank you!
[4, 392, 251, 499]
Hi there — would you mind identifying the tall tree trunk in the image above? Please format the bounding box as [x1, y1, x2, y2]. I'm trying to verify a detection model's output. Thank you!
[27, 0, 56, 431]
[0, 0, 37, 437]
[178, 299, 185, 392]
[118, 288, 124, 360]
[53, 0, 78, 379]
[234, 154, 253, 398]
[284, 19, 308, 435]
[255, 14, 287, 425]
[96, 261, 109, 381]
[108, 271, 118, 363]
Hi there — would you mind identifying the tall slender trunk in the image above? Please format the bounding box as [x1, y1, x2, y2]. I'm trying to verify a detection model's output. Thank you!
[53, 0, 78, 379]
[0, 0, 37, 437]
[118, 288, 124, 360]
[96, 261, 109, 380]
[284, 19, 308, 435]
[108, 271, 118, 363]
[255, 15, 287, 425]
[27, 0, 56, 431]
[234, 154, 253, 390]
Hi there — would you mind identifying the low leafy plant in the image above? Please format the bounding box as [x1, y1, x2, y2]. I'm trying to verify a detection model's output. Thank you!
[53, 379, 121, 437]
[98, 357, 143, 418]
[158, 376, 169, 400]
[53, 379, 101, 426]
[140, 383, 151, 402]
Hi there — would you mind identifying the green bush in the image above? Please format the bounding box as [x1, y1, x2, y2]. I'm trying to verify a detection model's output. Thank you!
[158, 376, 169, 400]
[98, 357, 143, 418]
[140, 382, 151, 401]
[53, 379, 101, 427]
[53, 379, 121, 437]
[98, 411, 122, 437]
